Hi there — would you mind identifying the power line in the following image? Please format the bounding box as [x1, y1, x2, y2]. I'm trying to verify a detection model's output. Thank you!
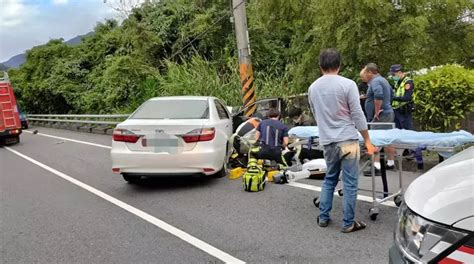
[169, 0, 245, 59]
[169, 12, 229, 59]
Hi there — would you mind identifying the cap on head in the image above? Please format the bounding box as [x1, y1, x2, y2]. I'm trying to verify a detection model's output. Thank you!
[390, 64, 403, 74]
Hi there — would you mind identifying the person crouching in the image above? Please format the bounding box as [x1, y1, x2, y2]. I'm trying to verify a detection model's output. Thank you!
[254, 108, 292, 167]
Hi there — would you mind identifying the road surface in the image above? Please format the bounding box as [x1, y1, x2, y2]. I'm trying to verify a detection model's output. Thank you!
[1, 127, 418, 263]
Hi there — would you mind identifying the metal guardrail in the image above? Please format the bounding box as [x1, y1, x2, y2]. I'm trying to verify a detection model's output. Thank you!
[27, 114, 130, 126]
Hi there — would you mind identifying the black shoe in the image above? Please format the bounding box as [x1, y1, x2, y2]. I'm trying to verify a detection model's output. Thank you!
[317, 216, 330, 227]
[386, 164, 396, 170]
[363, 168, 381, 176]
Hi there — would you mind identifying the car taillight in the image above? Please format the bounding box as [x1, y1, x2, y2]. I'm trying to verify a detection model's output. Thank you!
[181, 128, 215, 143]
[113, 129, 140, 143]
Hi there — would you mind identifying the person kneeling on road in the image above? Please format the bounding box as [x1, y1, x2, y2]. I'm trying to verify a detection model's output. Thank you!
[254, 108, 293, 167]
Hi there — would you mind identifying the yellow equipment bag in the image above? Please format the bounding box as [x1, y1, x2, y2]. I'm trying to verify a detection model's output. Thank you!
[229, 167, 246, 180]
[242, 158, 266, 192]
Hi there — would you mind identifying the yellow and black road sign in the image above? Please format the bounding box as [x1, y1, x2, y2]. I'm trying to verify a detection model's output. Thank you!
[240, 63, 256, 117]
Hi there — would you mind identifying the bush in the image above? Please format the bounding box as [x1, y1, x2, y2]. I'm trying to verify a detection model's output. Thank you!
[158, 57, 241, 106]
[158, 56, 299, 109]
[413, 65, 474, 132]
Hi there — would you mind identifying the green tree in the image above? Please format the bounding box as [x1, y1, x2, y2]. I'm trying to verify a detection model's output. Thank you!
[288, 0, 473, 89]
[8, 0, 473, 115]
[9, 39, 74, 113]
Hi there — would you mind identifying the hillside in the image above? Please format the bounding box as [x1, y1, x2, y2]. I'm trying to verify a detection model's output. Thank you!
[0, 63, 9, 71]
[7, 0, 473, 117]
[2, 54, 25, 69]
[2, 32, 94, 69]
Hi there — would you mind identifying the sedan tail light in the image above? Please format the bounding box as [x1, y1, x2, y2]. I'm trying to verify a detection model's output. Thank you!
[181, 128, 215, 143]
[113, 129, 141, 143]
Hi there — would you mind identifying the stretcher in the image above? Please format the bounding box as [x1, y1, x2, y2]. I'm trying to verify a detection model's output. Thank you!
[287, 124, 474, 220]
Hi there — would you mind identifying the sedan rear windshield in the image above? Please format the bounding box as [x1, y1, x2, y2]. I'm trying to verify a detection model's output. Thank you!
[130, 99, 209, 119]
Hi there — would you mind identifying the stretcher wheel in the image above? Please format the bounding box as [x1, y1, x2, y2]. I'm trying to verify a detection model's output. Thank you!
[313, 197, 320, 208]
[394, 195, 403, 207]
[337, 189, 343, 197]
[369, 207, 379, 221]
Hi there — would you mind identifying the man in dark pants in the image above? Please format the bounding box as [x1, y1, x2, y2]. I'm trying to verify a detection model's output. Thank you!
[362, 63, 396, 173]
[254, 108, 291, 166]
[390, 64, 414, 130]
[358, 68, 369, 116]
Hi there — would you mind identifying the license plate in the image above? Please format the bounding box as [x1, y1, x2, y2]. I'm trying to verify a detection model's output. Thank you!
[142, 132, 182, 154]
[142, 138, 178, 147]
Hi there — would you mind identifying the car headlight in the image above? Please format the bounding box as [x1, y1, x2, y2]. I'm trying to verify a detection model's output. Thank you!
[395, 203, 470, 263]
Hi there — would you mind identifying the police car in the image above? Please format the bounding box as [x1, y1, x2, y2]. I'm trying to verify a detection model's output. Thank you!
[390, 146, 474, 263]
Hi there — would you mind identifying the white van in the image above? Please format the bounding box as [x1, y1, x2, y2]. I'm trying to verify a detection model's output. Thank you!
[390, 146, 474, 263]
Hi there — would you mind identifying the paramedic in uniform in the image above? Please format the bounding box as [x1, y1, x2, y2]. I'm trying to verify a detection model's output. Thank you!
[254, 108, 291, 166]
[308, 48, 375, 233]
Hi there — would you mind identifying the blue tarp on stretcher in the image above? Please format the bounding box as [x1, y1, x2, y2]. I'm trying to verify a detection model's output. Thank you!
[288, 126, 319, 139]
[288, 126, 474, 148]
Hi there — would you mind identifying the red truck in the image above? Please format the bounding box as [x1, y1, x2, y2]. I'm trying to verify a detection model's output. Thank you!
[0, 72, 22, 145]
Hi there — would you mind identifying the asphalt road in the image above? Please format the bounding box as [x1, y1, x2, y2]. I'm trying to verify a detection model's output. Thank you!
[1, 126, 418, 263]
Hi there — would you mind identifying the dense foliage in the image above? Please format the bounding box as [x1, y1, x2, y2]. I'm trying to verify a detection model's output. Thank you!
[8, 0, 474, 119]
[413, 65, 474, 132]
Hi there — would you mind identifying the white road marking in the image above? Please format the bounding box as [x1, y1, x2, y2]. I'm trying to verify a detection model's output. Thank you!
[23, 130, 112, 149]
[287, 182, 397, 208]
[22, 129, 396, 208]
[5, 147, 245, 264]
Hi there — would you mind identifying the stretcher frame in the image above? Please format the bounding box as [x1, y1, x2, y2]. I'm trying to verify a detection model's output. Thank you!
[288, 123, 472, 221]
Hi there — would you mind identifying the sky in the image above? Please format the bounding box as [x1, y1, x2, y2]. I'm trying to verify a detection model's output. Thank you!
[0, 0, 126, 62]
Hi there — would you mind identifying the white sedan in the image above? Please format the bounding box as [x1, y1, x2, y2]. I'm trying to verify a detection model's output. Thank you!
[111, 96, 233, 183]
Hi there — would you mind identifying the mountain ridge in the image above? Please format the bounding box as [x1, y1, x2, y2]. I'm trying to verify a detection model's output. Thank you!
[1, 32, 94, 69]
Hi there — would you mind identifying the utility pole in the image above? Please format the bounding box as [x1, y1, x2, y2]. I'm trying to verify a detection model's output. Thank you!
[232, 0, 256, 117]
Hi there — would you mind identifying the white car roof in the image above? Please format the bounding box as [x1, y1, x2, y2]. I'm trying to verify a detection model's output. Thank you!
[404, 146, 474, 228]
[148, 96, 218, 101]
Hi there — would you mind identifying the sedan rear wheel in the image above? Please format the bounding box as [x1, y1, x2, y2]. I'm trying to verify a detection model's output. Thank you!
[213, 162, 228, 178]
[122, 174, 142, 184]
[213, 152, 229, 178]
